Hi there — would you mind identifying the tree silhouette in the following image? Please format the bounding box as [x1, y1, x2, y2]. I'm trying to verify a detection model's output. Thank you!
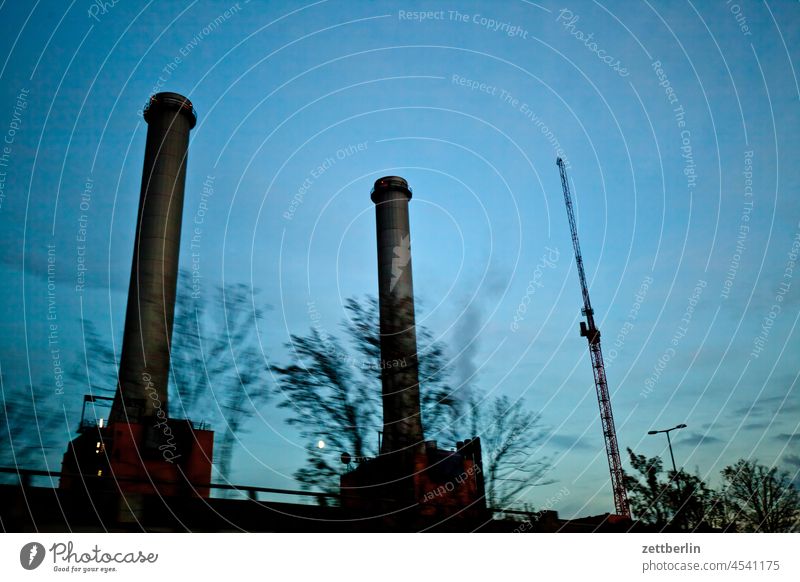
[721, 459, 800, 532]
[0, 383, 60, 484]
[466, 393, 551, 509]
[170, 276, 270, 483]
[272, 327, 376, 498]
[622, 448, 722, 530]
[623, 449, 670, 527]
[72, 270, 270, 484]
[271, 295, 550, 507]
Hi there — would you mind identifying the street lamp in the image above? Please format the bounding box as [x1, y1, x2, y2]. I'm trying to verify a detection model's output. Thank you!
[648, 423, 687, 528]
[647, 423, 687, 476]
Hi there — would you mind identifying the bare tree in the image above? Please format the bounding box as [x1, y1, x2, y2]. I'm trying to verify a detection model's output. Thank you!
[342, 296, 457, 442]
[466, 394, 551, 509]
[271, 295, 550, 507]
[272, 327, 377, 497]
[721, 459, 800, 532]
[72, 271, 270, 484]
[171, 276, 270, 483]
[271, 296, 461, 495]
[76, 320, 119, 397]
[0, 382, 60, 484]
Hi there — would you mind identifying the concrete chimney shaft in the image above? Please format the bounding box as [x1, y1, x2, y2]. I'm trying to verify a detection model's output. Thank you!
[110, 92, 196, 423]
[371, 176, 424, 455]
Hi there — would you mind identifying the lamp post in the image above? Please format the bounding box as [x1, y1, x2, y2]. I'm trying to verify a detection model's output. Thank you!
[648, 423, 687, 528]
[647, 423, 687, 476]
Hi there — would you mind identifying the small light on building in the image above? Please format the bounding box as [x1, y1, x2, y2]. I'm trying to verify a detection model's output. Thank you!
[96, 470, 103, 477]
[98, 419, 104, 428]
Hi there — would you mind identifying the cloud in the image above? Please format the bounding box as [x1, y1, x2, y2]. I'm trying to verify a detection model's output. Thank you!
[742, 420, 772, 431]
[784, 454, 800, 487]
[772, 433, 800, 445]
[734, 393, 800, 418]
[677, 432, 724, 446]
[784, 454, 800, 469]
[547, 433, 593, 451]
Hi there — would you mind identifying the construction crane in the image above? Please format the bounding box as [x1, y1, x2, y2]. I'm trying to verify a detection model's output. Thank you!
[556, 157, 630, 518]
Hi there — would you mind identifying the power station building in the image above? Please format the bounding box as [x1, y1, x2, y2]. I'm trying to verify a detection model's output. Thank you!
[57, 92, 486, 530]
[340, 176, 485, 523]
[60, 93, 213, 503]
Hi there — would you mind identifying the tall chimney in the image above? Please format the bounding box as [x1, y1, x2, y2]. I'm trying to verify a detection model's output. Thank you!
[110, 92, 196, 424]
[371, 176, 424, 456]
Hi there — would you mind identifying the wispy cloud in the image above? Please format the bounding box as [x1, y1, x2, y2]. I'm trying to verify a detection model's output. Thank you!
[784, 454, 800, 486]
[734, 393, 800, 418]
[742, 420, 772, 431]
[784, 454, 800, 469]
[677, 432, 724, 446]
[547, 433, 593, 451]
[773, 433, 800, 445]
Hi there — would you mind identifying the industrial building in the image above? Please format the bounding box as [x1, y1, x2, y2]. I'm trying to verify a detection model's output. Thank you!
[0, 91, 631, 532]
[30, 92, 487, 531]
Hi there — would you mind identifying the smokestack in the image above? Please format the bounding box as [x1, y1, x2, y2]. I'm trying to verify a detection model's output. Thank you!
[371, 176, 424, 455]
[110, 92, 196, 424]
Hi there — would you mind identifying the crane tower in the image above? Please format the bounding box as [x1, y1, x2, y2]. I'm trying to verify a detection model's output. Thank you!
[557, 157, 630, 518]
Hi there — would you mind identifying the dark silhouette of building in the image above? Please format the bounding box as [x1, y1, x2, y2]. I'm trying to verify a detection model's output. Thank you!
[340, 177, 486, 525]
[60, 93, 213, 507]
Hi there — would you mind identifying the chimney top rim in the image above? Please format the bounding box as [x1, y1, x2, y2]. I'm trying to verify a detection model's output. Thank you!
[371, 176, 412, 202]
[144, 92, 197, 128]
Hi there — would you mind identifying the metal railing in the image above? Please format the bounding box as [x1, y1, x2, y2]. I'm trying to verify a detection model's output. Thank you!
[1, 467, 530, 514]
[0, 467, 339, 502]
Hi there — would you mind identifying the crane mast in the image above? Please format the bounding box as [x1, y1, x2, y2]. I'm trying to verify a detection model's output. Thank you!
[556, 157, 630, 518]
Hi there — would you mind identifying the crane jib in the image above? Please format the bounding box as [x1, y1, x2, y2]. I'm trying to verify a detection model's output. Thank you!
[556, 157, 631, 519]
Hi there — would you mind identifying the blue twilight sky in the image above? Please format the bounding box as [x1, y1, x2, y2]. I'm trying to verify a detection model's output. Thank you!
[0, 0, 798, 517]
